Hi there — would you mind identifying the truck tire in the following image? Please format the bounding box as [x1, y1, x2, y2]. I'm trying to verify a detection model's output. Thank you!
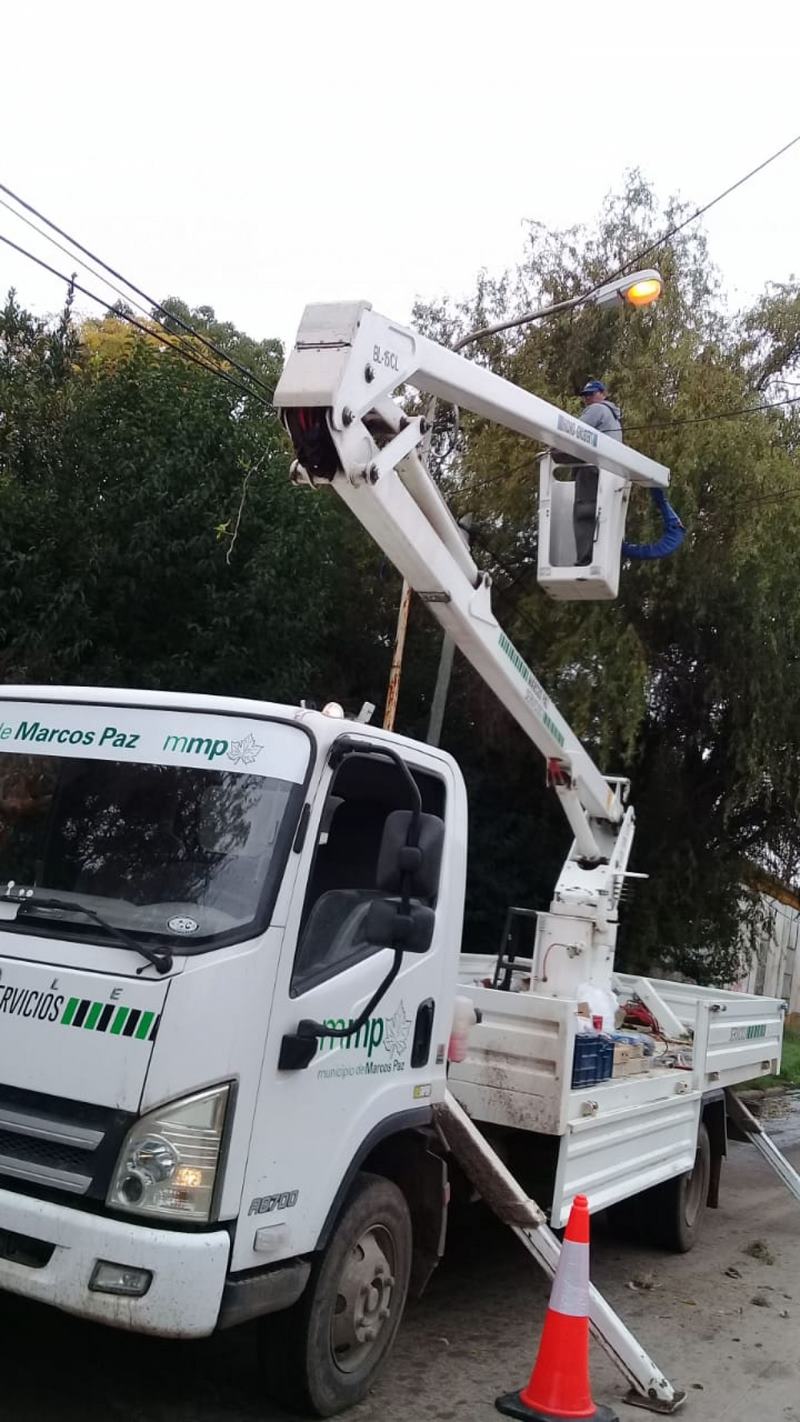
[260, 1171, 412, 1417]
[643, 1121, 712, 1253]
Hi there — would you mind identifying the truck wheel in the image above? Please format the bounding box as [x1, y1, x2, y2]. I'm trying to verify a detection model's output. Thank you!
[260, 1172, 412, 1417]
[645, 1121, 712, 1253]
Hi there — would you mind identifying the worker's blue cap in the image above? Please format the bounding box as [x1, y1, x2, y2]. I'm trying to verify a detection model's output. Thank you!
[580, 379, 606, 395]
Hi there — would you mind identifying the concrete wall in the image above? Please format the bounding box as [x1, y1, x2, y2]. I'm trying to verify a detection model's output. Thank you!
[736, 891, 800, 1029]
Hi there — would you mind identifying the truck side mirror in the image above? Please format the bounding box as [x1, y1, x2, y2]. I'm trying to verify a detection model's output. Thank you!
[362, 808, 444, 956]
[375, 809, 444, 900]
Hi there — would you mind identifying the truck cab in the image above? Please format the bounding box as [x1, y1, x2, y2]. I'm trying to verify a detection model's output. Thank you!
[0, 685, 462, 1411]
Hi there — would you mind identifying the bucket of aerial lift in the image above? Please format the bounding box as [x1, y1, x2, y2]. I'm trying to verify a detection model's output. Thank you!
[537, 453, 632, 602]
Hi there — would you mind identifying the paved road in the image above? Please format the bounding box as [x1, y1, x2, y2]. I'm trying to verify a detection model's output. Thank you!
[1, 1110, 798, 1422]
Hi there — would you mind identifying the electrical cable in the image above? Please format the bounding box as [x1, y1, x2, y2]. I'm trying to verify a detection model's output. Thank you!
[6, 164, 799, 582]
[0, 229, 273, 410]
[575, 131, 800, 308]
[445, 132, 800, 474]
[8, 132, 798, 418]
[448, 384, 800, 510]
[0, 192, 226, 380]
[451, 134, 800, 354]
[0, 180, 275, 401]
[0, 194, 147, 315]
[0, 193, 237, 394]
[623, 391, 800, 433]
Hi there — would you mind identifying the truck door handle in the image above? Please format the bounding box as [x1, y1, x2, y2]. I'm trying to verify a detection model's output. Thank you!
[411, 998, 435, 1068]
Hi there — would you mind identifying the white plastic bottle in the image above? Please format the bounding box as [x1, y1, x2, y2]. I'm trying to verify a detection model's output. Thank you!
[448, 995, 478, 1063]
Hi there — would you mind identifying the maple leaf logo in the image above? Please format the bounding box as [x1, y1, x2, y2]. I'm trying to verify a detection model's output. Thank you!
[383, 1000, 412, 1057]
[227, 733, 263, 766]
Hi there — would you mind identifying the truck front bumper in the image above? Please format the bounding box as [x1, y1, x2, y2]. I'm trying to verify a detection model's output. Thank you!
[0, 1184, 230, 1337]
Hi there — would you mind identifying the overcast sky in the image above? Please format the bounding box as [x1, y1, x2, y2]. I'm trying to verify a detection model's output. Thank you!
[3, 1, 800, 351]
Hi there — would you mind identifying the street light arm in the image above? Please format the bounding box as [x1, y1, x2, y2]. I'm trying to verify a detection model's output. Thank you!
[428, 295, 583, 463]
[452, 268, 663, 354]
[453, 297, 580, 352]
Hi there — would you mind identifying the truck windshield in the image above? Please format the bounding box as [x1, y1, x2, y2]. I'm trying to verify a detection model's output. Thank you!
[0, 708, 310, 952]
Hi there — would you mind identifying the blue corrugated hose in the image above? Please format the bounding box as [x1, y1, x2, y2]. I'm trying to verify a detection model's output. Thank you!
[622, 487, 686, 560]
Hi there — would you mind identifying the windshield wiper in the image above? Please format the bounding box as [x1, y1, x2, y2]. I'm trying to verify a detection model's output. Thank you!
[16, 896, 173, 976]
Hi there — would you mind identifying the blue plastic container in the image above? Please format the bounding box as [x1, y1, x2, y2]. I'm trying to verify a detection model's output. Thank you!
[571, 1033, 614, 1088]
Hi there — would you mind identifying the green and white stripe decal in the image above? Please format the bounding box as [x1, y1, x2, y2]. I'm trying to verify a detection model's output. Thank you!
[498, 631, 566, 749]
[60, 997, 159, 1041]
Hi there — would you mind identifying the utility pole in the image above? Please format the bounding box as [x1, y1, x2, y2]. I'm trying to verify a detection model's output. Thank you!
[383, 580, 413, 732]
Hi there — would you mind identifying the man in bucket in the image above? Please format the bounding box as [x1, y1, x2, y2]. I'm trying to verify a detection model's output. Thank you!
[572, 378, 622, 565]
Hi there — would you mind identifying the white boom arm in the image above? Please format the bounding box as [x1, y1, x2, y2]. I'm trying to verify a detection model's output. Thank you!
[275, 302, 669, 932]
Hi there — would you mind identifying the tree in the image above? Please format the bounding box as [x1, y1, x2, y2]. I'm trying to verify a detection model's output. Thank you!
[413, 173, 800, 982]
[0, 293, 392, 712]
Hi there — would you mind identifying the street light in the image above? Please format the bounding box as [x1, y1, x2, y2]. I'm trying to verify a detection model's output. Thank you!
[452, 268, 663, 352]
[622, 276, 662, 308]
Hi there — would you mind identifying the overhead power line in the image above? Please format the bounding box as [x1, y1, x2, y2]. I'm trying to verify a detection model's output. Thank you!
[453, 388, 800, 507]
[6, 131, 799, 423]
[4, 131, 799, 467]
[439, 131, 800, 484]
[577, 131, 800, 305]
[0, 193, 216, 381]
[457, 132, 800, 355]
[0, 194, 144, 315]
[624, 391, 800, 433]
[0, 230, 273, 410]
[0, 180, 275, 402]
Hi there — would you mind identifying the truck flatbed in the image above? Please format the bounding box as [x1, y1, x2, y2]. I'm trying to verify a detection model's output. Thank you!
[451, 955, 784, 1223]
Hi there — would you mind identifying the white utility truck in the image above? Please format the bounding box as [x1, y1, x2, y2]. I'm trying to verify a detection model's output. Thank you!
[0, 302, 787, 1418]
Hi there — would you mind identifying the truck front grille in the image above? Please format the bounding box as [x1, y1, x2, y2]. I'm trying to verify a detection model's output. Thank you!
[0, 1085, 133, 1203]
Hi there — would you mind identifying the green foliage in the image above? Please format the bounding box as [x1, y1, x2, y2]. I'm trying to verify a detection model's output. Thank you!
[743, 1029, 800, 1089]
[781, 1030, 800, 1086]
[0, 293, 390, 712]
[415, 172, 800, 982]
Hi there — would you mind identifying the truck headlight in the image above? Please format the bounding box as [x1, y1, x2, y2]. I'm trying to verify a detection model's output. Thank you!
[108, 1085, 231, 1222]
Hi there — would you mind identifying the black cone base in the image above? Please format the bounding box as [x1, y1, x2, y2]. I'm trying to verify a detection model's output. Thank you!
[495, 1390, 619, 1422]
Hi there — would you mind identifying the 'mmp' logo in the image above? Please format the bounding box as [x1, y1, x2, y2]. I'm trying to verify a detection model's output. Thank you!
[162, 730, 264, 765]
[322, 1016, 386, 1056]
[163, 734, 229, 762]
[322, 1003, 413, 1058]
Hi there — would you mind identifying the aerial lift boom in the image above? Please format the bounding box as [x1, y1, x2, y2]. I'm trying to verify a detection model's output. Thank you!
[275, 301, 670, 992]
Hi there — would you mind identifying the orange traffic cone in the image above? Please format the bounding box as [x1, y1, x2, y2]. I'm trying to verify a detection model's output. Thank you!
[496, 1194, 618, 1422]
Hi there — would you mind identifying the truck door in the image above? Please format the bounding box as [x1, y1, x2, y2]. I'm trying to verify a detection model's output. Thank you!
[233, 741, 462, 1273]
